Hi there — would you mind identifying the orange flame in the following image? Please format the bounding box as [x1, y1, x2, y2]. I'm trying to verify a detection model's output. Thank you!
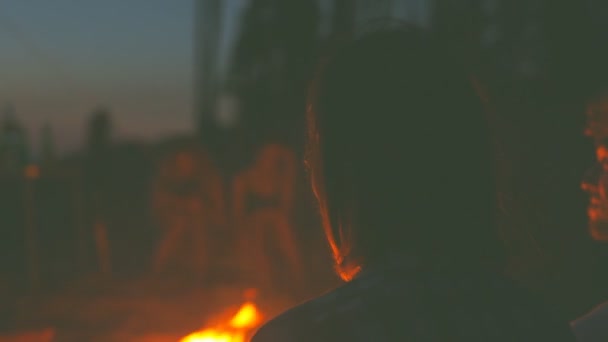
[180, 301, 262, 342]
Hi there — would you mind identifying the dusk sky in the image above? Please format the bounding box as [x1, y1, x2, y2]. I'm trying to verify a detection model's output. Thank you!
[1, 0, 247, 155]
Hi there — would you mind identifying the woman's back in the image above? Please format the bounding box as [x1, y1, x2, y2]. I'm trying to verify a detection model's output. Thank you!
[253, 263, 575, 341]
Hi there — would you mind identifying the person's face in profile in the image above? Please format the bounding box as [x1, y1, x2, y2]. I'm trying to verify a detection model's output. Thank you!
[582, 97, 608, 241]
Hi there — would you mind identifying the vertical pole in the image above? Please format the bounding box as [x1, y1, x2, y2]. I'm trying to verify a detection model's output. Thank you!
[23, 165, 40, 291]
[94, 219, 112, 276]
[73, 172, 87, 271]
[194, 0, 223, 137]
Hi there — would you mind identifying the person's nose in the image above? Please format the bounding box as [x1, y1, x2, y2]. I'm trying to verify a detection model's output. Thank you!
[582, 163, 602, 194]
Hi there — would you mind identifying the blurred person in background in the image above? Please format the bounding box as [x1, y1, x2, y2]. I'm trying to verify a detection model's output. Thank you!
[232, 143, 303, 294]
[251, 26, 575, 341]
[572, 89, 608, 341]
[151, 148, 225, 279]
[0, 103, 29, 176]
[84, 107, 114, 276]
[581, 89, 608, 242]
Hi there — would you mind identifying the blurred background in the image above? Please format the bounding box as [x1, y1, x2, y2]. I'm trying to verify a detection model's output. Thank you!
[1, 0, 608, 341]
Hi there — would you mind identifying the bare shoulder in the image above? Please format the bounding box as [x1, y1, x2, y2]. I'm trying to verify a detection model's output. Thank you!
[249, 317, 291, 342]
[249, 284, 351, 341]
[250, 280, 372, 342]
[249, 304, 308, 342]
[572, 301, 608, 342]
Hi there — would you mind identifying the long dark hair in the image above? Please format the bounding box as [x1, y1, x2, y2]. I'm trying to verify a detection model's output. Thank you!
[306, 26, 506, 280]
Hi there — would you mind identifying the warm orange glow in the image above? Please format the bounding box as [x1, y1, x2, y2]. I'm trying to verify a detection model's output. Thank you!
[229, 303, 260, 329]
[24, 164, 40, 180]
[180, 301, 262, 342]
[597, 146, 608, 163]
[181, 329, 240, 342]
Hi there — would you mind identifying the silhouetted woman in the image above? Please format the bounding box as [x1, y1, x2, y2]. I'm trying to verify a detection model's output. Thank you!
[251, 26, 576, 341]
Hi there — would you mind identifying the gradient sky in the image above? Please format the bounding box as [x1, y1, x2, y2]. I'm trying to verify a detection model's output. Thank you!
[1, 0, 247, 155]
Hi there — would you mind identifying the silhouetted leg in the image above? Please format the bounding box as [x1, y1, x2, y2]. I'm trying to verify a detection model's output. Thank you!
[153, 218, 186, 274]
[273, 213, 304, 287]
[249, 212, 276, 293]
[190, 215, 208, 281]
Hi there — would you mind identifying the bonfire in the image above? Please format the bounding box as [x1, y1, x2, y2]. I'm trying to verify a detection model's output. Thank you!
[180, 290, 263, 342]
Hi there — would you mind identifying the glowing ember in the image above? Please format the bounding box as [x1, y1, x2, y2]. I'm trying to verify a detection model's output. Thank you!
[180, 301, 262, 342]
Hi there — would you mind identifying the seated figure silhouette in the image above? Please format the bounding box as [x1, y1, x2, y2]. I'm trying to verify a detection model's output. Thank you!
[251, 26, 576, 341]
